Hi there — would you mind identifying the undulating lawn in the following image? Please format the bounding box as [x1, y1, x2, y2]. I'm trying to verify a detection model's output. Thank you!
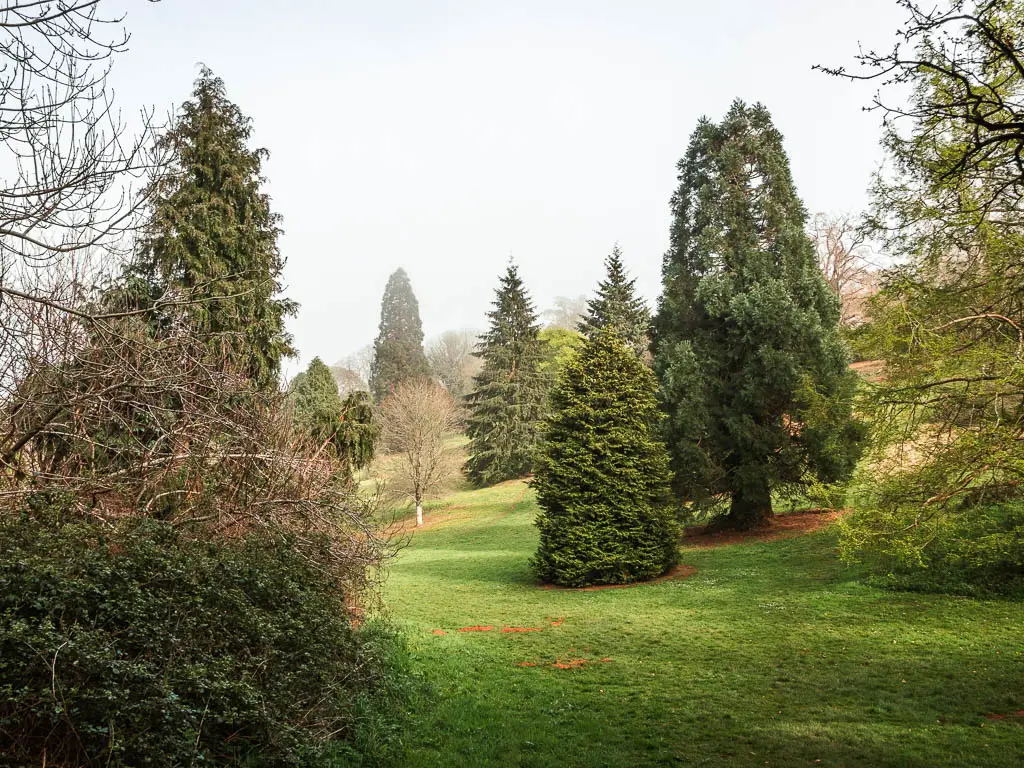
[384, 480, 1024, 767]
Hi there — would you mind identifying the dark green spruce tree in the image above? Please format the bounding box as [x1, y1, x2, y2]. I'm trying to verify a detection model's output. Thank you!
[290, 357, 375, 479]
[290, 358, 344, 446]
[368, 268, 431, 401]
[465, 263, 548, 487]
[653, 100, 864, 530]
[532, 329, 678, 587]
[578, 244, 651, 356]
[135, 67, 295, 389]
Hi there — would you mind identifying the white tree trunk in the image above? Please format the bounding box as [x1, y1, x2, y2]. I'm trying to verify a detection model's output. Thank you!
[416, 502, 423, 527]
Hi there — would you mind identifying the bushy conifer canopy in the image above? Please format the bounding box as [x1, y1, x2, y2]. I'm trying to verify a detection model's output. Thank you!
[532, 329, 679, 587]
[290, 357, 376, 477]
[369, 268, 431, 401]
[135, 67, 295, 389]
[653, 100, 864, 530]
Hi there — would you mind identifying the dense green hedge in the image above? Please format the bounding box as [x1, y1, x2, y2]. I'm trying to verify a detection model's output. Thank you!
[0, 504, 411, 767]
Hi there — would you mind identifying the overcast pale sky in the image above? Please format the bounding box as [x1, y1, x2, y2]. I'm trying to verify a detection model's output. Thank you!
[108, 0, 906, 375]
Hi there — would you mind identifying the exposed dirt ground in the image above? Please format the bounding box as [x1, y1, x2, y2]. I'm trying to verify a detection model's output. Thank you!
[682, 509, 846, 549]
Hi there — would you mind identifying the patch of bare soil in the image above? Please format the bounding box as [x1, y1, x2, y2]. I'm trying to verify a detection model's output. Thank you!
[984, 710, 1024, 721]
[683, 509, 846, 549]
[850, 359, 885, 382]
[537, 563, 698, 592]
[517, 657, 615, 670]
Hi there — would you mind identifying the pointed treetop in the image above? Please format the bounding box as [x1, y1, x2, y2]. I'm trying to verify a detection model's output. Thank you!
[578, 244, 651, 356]
[369, 267, 431, 401]
[464, 262, 548, 487]
[136, 66, 294, 390]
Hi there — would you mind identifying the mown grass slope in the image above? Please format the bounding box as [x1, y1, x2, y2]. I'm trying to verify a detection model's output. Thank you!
[384, 480, 1024, 767]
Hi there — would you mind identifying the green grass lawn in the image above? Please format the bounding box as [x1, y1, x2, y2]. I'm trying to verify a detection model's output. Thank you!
[383, 480, 1024, 768]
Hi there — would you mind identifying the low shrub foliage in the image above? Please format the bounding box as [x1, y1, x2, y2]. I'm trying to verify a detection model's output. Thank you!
[0, 501, 411, 767]
[843, 501, 1024, 598]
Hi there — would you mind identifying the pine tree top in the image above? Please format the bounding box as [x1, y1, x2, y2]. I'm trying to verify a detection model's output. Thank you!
[578, 244, 650, 355]
[464, 262, 548, 487]
[479, 263, 541, 351]
[376, 268, 426, 346]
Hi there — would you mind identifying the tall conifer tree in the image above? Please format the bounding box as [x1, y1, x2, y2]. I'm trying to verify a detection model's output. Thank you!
[532, 329, 678, 587]
[135, 67, 295, 389]
[578, 245, 650, 356]
[368, 268, 431, 401]
[465, 263, 547, 487]
[653, 100, 863, 530]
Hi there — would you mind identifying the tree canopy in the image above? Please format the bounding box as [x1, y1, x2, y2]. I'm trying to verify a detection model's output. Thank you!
[133, 67, 295, 389]
[653, 100, 864, 530]
[829, 0, 1024, 587]
[464, 264, 548, 487]
[578, 245, 651, 356]
[369, 268, 431, 402]
[290, 357, 376, 478]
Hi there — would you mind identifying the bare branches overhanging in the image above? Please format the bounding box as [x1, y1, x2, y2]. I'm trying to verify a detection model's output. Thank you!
[816, 0, 1024, 215]
[0, 0, 158, 276]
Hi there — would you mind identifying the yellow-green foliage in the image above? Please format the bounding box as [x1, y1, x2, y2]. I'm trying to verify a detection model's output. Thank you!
[531, 330, 678, 586]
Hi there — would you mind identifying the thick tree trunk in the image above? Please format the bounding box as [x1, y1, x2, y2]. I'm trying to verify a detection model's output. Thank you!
[416, 502, 423, 527]
[726, 479, 773, 530]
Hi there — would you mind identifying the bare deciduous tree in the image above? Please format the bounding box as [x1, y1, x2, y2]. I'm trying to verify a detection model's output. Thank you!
[338, 345, 374, 387]
[426, 329, 481, 399]
[816, 0, 1024, 217]
[1, 303, 396, 596]
[0, 2, 157, 292]
[543, 295, 588, 331]
[329, 364, 369, 396]
[810, 212, 879, 326]
[377, 380, 460, 527]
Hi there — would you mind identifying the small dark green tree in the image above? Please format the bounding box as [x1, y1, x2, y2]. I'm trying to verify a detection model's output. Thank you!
[338, 391, 377, 478]
[532, 329, 678, 587]
[368, 268, 431, 401]
[653, 100, 864, 530]
[465, 263, 548, 486]
[290, 357, 375, 478]
[578, 245, 651, 356]
[290, 358, 343, 445]
[134, 67, 295, 389]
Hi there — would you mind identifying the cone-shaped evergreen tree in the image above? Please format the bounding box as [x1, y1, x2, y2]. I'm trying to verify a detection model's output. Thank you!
[290, 357, 376, 479]
[653, 100, 864, 530]
[368, 268, 431, 401]
[532, 329, 678, 586]
[465, 263, 548, 486]
[135, 67, 295, 389]
[578, 245, 651, 356]
[290, 357, 344, 446]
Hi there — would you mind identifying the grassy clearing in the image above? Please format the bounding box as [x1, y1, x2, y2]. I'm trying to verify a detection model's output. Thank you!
[383, 480, 1024, 767]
